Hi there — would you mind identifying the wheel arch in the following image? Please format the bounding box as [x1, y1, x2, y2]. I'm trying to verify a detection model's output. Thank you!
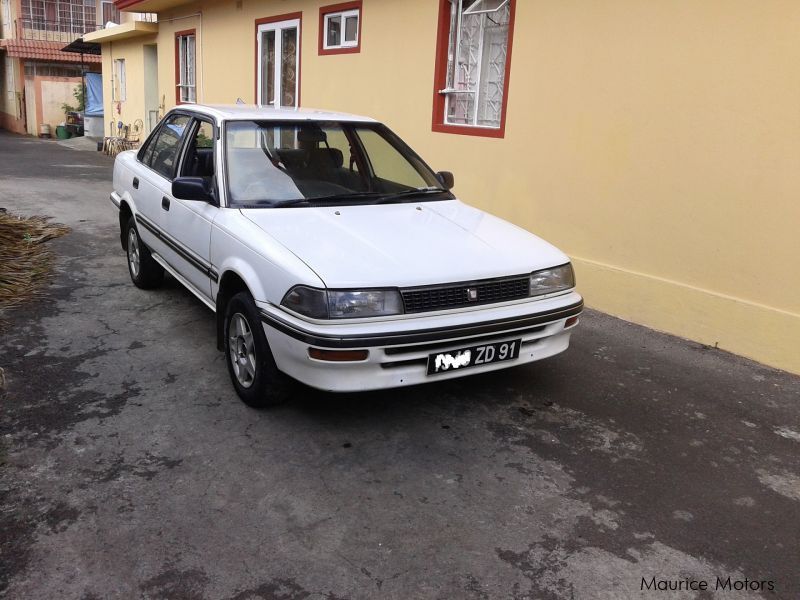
[119, 199, 133, 250]
[215, 269, 255, 351]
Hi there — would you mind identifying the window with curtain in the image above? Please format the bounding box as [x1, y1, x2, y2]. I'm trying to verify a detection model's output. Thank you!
[176, 32, 196, 103]
[101, 0, 119, 25]
[113, 58, 126, 101]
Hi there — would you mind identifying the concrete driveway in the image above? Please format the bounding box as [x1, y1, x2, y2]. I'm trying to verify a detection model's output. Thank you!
[1, 131, 798, 599]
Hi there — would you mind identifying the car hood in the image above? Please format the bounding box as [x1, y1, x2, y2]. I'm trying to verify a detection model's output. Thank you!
[240, 200, 570, 288]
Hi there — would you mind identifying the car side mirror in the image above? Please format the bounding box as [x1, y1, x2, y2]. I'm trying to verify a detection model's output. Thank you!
[172, 176, 215, 203]
[436, 171, 454, 190]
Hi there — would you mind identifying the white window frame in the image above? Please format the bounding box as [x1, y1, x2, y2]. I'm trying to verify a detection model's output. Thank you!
[322, 8, 359, 50]
[256, 18, 300, 108]
[177, 33, 196, 103]
[1, 0, 12, 38]
[440, 0, 511, 130]
[113, 58, 126, 102]
[100, 0, 119, 25]
[4, 56, 15, 94]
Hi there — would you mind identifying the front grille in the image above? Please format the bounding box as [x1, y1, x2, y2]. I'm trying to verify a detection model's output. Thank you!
[401, 275, 530, 313]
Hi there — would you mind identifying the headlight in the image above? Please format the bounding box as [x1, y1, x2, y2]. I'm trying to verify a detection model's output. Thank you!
[327, 290, 403, 318]
[529, 264, 575, 297]
[281, 286, 328, 319]
[281, 286, 404, 319]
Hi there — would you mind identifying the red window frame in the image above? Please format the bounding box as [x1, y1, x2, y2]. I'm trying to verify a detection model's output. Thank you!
[431, 0, 516, 138]
[318, 0, 362, 56]
[174, 28, 196, 105]
[253, 11, 303, 105]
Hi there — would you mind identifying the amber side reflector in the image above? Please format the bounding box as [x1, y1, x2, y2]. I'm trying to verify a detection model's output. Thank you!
[564, 316, 579, 328]
[308, 348, 369, 361]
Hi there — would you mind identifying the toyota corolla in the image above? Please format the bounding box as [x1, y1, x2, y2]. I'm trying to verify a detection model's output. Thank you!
[110, 105, 583, 407]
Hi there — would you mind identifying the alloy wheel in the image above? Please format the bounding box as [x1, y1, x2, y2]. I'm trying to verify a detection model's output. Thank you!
[229, 313, 256, 388]
[127, 229, 140, 278]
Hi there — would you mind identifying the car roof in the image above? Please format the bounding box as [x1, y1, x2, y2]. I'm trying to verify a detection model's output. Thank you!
[175, 104, 379, 123]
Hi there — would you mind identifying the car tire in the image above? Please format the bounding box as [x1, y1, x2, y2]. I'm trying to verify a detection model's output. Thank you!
[224, 291, 292, 408]
[125, 216, 164, 289]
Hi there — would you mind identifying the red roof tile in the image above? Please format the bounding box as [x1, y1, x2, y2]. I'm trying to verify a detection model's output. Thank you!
[0, 39, 101, 63]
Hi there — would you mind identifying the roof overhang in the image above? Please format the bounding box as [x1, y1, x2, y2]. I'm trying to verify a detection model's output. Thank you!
[115, 0, 194, 12]
[83, 20, 159, 43]
[0, 39, 102, 63]
[61, 38, 102, 56]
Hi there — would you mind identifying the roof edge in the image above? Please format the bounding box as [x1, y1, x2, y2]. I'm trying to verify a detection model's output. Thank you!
[84, 20, 158, 43]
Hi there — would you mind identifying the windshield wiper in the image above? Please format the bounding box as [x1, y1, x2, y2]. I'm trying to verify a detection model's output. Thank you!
[265, 193, 380, 208]
[268, 198, 312, 208]
[307, 191, 384, 202]
[256, 188, 448, 208]
[372, 187, 448, 204]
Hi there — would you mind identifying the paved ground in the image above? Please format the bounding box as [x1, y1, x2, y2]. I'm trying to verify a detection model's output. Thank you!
[1, 130, 799, 599]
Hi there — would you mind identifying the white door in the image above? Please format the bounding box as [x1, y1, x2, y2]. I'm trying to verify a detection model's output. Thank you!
[133, 114, 192, 268]
[164, 117, 218, 300]
[256, 18, 300, 108]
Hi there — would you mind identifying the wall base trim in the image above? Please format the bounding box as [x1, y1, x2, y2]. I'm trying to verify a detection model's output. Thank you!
[572, 256, 800, 375]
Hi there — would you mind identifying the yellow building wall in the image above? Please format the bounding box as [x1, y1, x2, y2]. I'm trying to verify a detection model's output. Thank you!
[37, 77, 81, 131]
[154, 12, 201, 112]
[140, 0, 799, 374]
[99, 34, 157, 136]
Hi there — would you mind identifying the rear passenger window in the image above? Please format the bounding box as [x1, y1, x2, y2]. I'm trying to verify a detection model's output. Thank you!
[144, 114, 190, 179]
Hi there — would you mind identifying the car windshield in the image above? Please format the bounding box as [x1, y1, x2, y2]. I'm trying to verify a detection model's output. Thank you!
[224, 120, 451, 207]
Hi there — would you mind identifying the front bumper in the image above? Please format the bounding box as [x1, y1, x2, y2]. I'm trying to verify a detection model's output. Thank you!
[259, 291, 583, 392]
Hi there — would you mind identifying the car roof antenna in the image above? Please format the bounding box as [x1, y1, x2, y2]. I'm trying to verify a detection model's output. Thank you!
[235, 97, 246, 105]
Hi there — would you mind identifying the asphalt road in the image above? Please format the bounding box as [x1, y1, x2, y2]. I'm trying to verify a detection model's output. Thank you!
[1, 131, 799, 600]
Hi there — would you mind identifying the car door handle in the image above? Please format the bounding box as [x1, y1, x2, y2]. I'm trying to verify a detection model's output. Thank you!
[132, 177, 139, 189]
[161, 196, 170, 211]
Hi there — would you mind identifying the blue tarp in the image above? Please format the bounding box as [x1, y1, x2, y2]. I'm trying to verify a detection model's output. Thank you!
[85, 72, 103, 117]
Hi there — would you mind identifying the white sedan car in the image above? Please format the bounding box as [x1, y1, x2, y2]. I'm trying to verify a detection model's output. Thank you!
[110, 105, 582, 407]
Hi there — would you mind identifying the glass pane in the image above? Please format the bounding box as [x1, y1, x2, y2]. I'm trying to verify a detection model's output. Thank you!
[344, 15, 358, 42]
[444, 0, 510, 128]
[179, 39, 186, 85]
[187, 36, 195, 86]
[325, 128, 358, 172]
[260, 30, 275, 105]
[148, 115, 190, 179]
[181, 121, 214, 178]
[463, 0, 507, 14]
[196, 123, 214, 150]
[475, 3, 509, 127]
[356, 129, 431, 190]
[326, 15, 341, 47]
[280, 27, 298, 107]
[225, 121, 441, 206]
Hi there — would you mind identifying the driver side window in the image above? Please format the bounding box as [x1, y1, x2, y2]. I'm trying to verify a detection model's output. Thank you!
[180, 119, 216, 180]
[142, 114, 191, 179]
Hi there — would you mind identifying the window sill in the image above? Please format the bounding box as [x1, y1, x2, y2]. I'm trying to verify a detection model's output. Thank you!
[432, 122, 506, 139]
[319, 45, 360, 55]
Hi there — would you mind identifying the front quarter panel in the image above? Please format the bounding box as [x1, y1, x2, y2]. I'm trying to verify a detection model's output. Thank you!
[211, 208, 324, 305]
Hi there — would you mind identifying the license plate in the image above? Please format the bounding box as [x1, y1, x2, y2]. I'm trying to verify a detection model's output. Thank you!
[427, 339, 521, 375]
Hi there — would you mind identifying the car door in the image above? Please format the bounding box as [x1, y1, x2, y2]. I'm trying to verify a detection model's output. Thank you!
[161, 117, 219, 301]
[133, 113, 192, 271]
